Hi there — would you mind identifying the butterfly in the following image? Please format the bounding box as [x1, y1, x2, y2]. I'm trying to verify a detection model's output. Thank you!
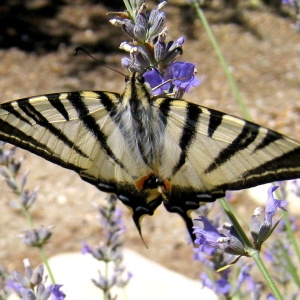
[0, 72, 299, 240]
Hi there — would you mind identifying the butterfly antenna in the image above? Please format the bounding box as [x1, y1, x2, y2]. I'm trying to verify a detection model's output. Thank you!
[74, 47, 126, 77]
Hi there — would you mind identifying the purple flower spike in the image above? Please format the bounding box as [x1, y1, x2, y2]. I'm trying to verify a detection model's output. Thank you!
[143, 69, 170, 95]
[51, 284, 66, 300]
[200, 272, 215, 290]
[194, 216, 224, 250]
[165, 61, 200, 93]
[194, 216, 246, 255]
[235, 264, 255, 292]
[81, 241, 92, 255]
[251, 185, 288, 246]
[6, 279, 22, 296]
[216, 278, 231, 294]
[143, 61, 200, 97]
[265, 186, 287, 223]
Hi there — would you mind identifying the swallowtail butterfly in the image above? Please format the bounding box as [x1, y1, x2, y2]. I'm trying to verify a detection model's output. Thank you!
[0, 72, 300, 239]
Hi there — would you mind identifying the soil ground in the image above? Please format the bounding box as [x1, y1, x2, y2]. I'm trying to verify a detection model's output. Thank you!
[0, 0, 299, 287]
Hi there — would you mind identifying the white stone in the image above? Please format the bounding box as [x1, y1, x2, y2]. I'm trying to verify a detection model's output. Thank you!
[8, 249, 217, 300]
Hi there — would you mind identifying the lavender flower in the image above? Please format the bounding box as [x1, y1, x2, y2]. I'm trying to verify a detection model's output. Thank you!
[194, 184, 296, 298]
[82, 195, 131, 299]
[142, 68, 170, 95]
[199, 272, 214, 290]
[250, 186, 287, 248]
[0, 142, 38, 211]
[199, 270, 231, 296]
[265, 186, 287, 222]
[163, 61, 200, 92]
[194, 216, 246, 256]
[215, 277, 231, 294]
[20, 226, 53, 248]
[231, 264, 256, 295]
[143, 61, 200, 97]
[51, 285, 65, 300]
[6, 260, 65, 300]
[109, 0, 200, 98]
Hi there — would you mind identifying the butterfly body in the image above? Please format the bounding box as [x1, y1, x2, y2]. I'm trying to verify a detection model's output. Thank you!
[1, 72, 300, 239]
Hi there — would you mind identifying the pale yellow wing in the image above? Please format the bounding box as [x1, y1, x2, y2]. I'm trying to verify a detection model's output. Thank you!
[153, 97, 300, 233]
[0, 91, 162, 236]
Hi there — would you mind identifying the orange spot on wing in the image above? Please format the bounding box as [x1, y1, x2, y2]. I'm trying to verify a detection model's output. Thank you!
[135, 173, 172, 191]
[135, 173, 154, 190]
[163, 179, 172, 191]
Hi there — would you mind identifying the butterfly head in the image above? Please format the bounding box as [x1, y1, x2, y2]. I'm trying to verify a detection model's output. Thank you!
[122, 72, 154, 107]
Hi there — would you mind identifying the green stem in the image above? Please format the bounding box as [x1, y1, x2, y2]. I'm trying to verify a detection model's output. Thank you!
[282, 211, 300, 265]
[250, 249, 284, 300]
[22, 207, 34, 227]
[123, 0, 134, 18]
[218, 198, 252, 248]
[275, 188, 300, 267]
[103, 260, 109, 300]
[192, 1, 251, 121]
[39, 246, 56, 284]
[277, 239, 300, 287]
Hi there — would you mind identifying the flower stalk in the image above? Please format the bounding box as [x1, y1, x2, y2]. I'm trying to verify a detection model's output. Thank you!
[192, 0, 251, 121]
[0, 142, 55, 285]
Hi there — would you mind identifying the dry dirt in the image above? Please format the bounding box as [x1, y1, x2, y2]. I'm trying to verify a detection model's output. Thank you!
[0, 0, 299, 286]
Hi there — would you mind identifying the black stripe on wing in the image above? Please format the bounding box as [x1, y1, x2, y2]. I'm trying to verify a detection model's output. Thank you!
[1, 102, 32, 125]
[207, 109, 223, 137]
[208, 147, 300, 193]
[157, 97, 172, 126]
[0, 119, 83, 171]
[48, 95, 70, 121]
[172, 102, 202, 175]
[18, 99, 88, 158]
[204, 122, 259, 174]
[156, 98, 172, 165]
[99, 91, 120, 117]
[242, 147, 300, 186]
[67, 92, 128, 172]
[253, 129, 282, 152]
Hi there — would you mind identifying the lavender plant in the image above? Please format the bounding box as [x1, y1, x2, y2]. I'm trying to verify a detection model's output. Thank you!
[193, 185, 300, 299]
[82, 196, 131, 300]
[0, 141, 56, 281]
[0, 140, 131, 299]
[109, 0, 200, 98]
[6, 259, 65, 300]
